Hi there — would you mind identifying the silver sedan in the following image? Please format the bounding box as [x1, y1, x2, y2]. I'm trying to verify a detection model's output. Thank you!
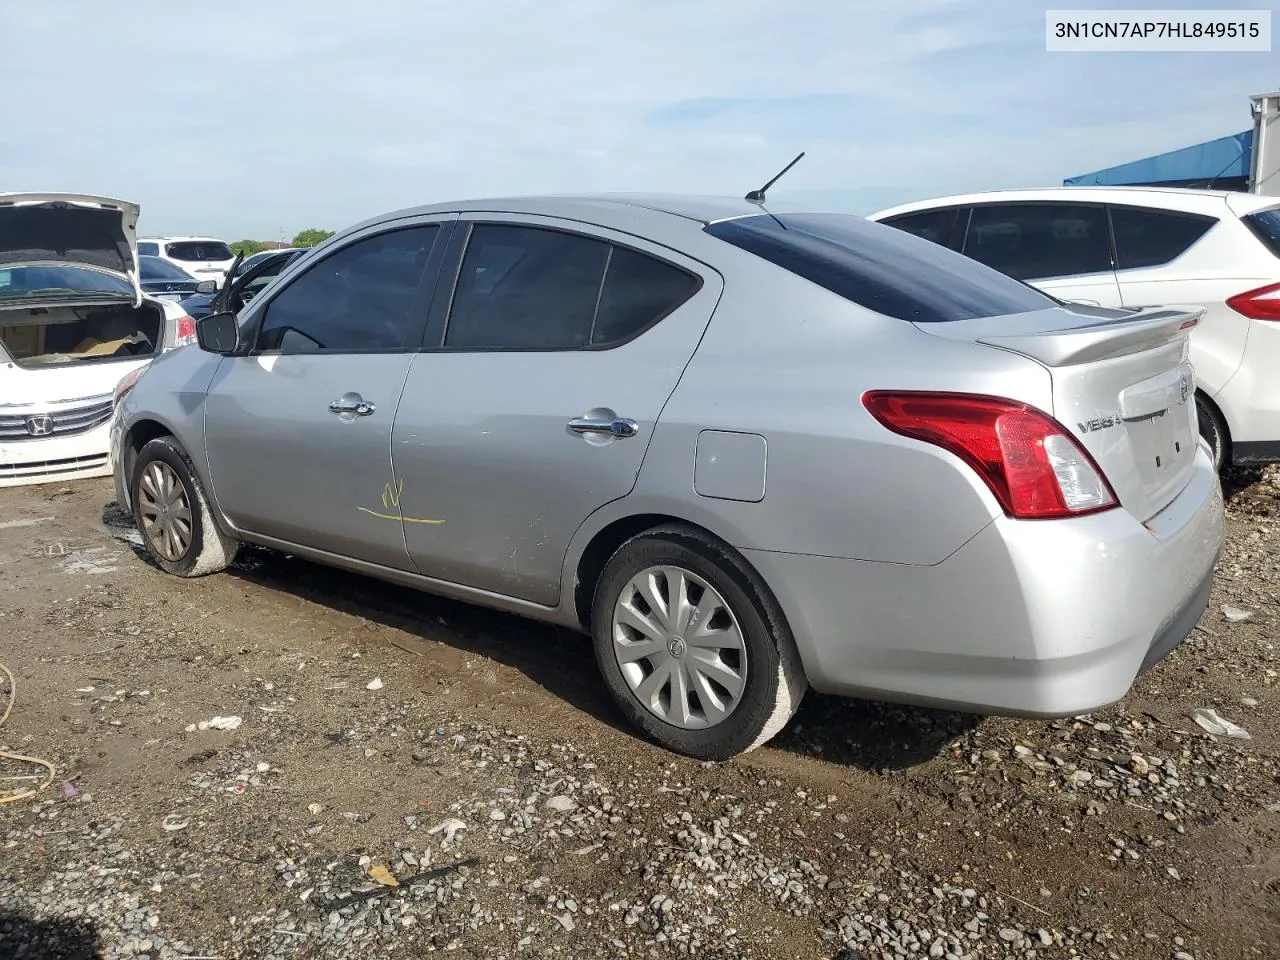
[110, 193, 1223, 759]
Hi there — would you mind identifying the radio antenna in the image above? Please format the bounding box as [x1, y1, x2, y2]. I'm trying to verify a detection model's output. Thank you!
[745, 151, 805, 204]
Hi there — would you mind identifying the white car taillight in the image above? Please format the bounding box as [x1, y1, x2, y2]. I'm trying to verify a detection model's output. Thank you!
[863, 391, 1119, 520]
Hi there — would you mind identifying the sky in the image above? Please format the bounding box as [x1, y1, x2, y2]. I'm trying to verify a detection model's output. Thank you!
[3, 0, 1277, 239]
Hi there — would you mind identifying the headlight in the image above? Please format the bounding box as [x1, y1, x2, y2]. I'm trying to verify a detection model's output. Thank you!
[113, 365, 148, 408]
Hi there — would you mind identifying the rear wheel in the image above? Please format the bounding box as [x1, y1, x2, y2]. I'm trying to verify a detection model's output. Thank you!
[1195, 393, 1228, 471]
[591, 525, 805, 760]
[132, 437, 237, 577]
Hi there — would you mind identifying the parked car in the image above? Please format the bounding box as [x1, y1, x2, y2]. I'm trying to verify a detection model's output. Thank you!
[237, 247, 306, 276]
[179, 247, 308, 320]
[137, 236, 236, 284]
[139, 256, 201, 302]
[111, 194, 1223, 759]
[868, 187, 1280, 468]
[0, 193, 196, 487]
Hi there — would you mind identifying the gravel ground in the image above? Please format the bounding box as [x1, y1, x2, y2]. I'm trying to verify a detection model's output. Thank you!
[0, 472, 1277, 959]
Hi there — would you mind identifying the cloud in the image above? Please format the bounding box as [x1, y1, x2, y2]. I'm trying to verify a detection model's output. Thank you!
[2, 0, 1276, 235]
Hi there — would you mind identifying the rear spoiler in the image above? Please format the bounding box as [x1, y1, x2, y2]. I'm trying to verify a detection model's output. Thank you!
[977, 308, 1204, 367]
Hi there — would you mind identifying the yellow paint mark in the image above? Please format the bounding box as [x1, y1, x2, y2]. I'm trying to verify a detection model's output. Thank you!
[358, 478, 445, 525]
[357, 506, 445, 525]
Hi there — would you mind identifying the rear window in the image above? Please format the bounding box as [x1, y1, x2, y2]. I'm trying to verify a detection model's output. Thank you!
[1243, 208, 1280, 259]
[704, 213, 1052, 323]
[166, 241, 233, 262]
[880, 208, 960, 246]
[137, 242, 159, 257]
[139, 257, 194, 281]
[1110, 206, 1216, 269]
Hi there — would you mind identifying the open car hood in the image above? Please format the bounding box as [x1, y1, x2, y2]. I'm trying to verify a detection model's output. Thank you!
[0, 193, 142, 304]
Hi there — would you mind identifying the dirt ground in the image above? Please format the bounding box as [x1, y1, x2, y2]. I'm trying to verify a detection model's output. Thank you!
[1, 473, 1277, 960]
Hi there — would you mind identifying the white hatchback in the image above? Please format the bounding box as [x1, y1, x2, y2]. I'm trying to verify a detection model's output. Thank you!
[137, 236, 236, 285]
[869, 187, 1280, 467]
[1, 194, 196, 487]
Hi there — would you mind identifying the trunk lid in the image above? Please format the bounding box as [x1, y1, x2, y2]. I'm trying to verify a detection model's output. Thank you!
[0, 193, 142, 304]
[919, 304, 1203, 523]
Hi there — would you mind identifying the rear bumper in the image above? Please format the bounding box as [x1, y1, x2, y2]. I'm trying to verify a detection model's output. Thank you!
[0, 426, 112, 487]
[744, 445, 1224, 717]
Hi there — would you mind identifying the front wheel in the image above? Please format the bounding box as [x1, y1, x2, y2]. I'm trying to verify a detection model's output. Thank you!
[132, 436, 238, 577]
[591, 525, 805, 760]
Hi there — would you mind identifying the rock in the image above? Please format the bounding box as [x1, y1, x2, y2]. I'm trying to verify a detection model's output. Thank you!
[556, 912, 576, 932]
[489, 809, 506, 821]
[365, 677, 384, 690]
[545, 795, 576, 813]
[998, 928, 1022, 942]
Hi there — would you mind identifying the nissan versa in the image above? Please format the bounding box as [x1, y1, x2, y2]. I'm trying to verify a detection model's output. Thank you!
[110, 193, 1225, 759]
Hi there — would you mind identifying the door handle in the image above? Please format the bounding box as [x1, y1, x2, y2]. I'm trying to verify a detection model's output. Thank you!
[568, 416, 639, 438]
[329, 397, 376, 417]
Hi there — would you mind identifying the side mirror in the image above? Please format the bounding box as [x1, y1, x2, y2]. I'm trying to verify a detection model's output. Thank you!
[195, 280, 218, 294]
[196, 311, 240, 355]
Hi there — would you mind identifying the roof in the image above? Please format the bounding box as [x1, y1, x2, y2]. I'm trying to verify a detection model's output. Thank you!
[868, 185, 1280, 222]
[1064, 130, 1253, 187]
[356, 192, 813, 234]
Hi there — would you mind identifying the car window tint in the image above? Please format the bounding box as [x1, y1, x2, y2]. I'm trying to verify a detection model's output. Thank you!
[445, 225, 609, 349]
[881, 208, 959, 246]
[1110, 206, 1216, 269]
[705, 213, 1051, 323]
[591, 246, 699, 345]
[137, 242, 159, 257]
[139, 257, 193, 281]
[165, 241, 234, 262]
[255, 226, 437, 353]
[962, 204, 1111, 281]
[1243, 207, 1280, 259]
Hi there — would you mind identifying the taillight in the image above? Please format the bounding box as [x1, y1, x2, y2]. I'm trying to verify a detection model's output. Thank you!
[175, 314, 197, 346]
[862, 391, 1118, 520]
[1226, 281, 1280, 320]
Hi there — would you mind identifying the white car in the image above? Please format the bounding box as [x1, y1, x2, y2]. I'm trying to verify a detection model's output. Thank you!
[1, 193, 196, 487]
[869, 187, 1280, 468]
[137, 236, 236, 284]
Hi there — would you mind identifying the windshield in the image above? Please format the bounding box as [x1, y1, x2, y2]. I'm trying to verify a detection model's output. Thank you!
[0, 265, 134, 301]
[166, 240, 234, 262]
[140, 256, 195, 281]
[1243, 208, 1280, 259]
[705, 213, 1053, 323]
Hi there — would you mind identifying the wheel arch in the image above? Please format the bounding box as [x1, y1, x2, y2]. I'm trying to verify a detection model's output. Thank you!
[1194, 388, 1231, 468]
[567, 505, 800, 666]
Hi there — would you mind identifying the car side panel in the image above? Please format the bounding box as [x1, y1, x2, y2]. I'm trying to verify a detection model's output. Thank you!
[559, 254, 1055, 583]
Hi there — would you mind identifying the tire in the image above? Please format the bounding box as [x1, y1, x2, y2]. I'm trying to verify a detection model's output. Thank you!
[1195, 393, 1228, 471]
[131, 436, 238, 577]
[591, 524, 806, 760]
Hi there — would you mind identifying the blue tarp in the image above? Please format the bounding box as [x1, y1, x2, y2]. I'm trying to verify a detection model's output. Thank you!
[1064, 130, 1253, 186]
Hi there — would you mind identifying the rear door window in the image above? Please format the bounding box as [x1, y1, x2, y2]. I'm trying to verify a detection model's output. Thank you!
[879, 208, 961, 247]
[1243, 207, 1280, 258]
[705, 213, 1051, 323]
[962, 203, 1111, 281]
[443, 224, 699, 349]
[166, 241, 234, 262]
[1109, 206, 1216, 269]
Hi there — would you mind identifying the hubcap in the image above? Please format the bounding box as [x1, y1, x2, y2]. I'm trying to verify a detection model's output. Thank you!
[611, 565, 747, 730]
[137, 461, 193, 562]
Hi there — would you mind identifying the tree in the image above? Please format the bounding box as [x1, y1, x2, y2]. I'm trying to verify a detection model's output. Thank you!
[231, 239, 267, 257]
[292, 228, 335, 248]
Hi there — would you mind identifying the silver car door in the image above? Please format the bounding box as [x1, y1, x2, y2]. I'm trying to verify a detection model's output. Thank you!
[203, 218, 453, 569]
[390, 215, 722, 605]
